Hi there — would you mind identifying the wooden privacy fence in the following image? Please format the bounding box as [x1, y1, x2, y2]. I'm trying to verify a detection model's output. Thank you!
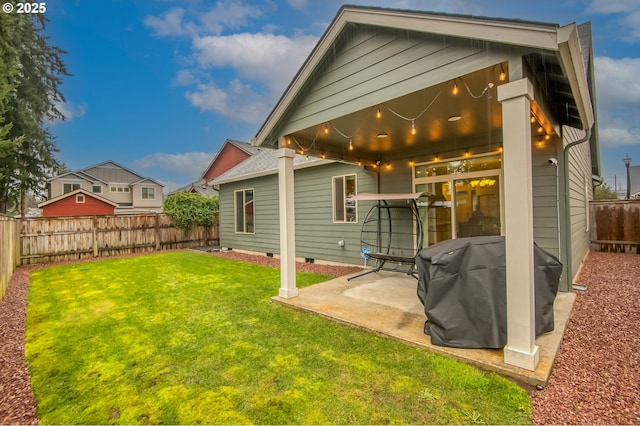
[20, 213, 219, 265]
[0, 215, 20, 299]
[590, 200, 640, 254]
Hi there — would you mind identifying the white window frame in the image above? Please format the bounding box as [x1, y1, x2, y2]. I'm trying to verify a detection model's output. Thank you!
[332, 174, 358, 223]
[76, 194, 85, 203]
[141, 187, 156, 200]
[413, 153, 504, 242]
[234, 188, 255, 234]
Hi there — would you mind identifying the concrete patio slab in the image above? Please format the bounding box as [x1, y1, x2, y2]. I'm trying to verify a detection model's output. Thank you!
[271, 270, 574, 387]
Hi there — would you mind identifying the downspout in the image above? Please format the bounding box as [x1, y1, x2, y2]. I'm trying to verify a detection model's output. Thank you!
[561, 127, 592, 290]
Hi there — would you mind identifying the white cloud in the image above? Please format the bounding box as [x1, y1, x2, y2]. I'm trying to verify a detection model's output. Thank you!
[144, 7, 198, 37]
[48, 101, 87, 126]
[192, 32, 318, 91]
[586, 0, 640, 41]
[287, 0, 308, 9]
[594, 56, 640, 148]
[185, 79, 270, 123]
[134, 152, 214, 180]
[198, 0, 263, 35]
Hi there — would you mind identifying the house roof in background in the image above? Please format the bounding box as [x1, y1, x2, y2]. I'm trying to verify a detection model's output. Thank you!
[212, 148, 334, 185]
[169, 179, 219, 197]
[200, 139, 260, 180]
[38, 188, 119, 208]
[49, 160, 164, 187]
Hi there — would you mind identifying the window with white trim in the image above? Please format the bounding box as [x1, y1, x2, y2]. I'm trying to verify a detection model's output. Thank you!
[332, 174, 357, 223]
[76, 194, 85, 203]
[234, 189, 254, 234]
[63, 183, 80, 193]
[141, 187, 156, 200]
[110, 185, 130, 193]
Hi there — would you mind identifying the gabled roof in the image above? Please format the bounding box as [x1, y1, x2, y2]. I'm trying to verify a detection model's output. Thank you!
[254, 5, 595, 147]
[47, 171, 95, 183]
[38, 188, 119, 208]
[131, 177, 165, 187]
[200, 139, 260, 180]
[169, 179, 219, 197]
[49, 160, 163, 187]
[212, 148, 334, 185]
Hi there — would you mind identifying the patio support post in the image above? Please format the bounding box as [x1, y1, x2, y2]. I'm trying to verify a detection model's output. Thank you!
[277, 147, 298, 299]
[498, 78, 539, 371]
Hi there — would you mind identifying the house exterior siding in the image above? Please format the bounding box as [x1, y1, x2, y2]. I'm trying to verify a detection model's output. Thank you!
[279, 27, 511, 138]
[219, 162, 377, 265]
[532, 138, 561, 259]
[564, 125, 593, 285]
[41, 194, 115, 217]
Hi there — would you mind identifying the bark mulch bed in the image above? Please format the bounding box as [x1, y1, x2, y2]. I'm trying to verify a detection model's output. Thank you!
[1, 250, 638, 424]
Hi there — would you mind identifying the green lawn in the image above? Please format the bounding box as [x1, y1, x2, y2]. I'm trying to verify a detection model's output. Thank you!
[26, 251, 531, 424]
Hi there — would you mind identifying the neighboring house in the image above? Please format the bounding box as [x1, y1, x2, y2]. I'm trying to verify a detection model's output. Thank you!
[170, 139, 259, 197]
[39, 189, 118, 217]
[216, 6, 600, 371]
[46, 160, 164, 214]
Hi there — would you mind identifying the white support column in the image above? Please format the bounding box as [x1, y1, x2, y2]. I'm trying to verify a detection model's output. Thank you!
[277, 147, 298, 299]
[498, 78, 539, 371]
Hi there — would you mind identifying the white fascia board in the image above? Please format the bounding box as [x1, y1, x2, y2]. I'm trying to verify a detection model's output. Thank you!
[557, 24, 595, 130]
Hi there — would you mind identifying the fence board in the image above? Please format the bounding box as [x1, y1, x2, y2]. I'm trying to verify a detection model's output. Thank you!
[19, 213, 219, 265]
[0, 215, 20, 300]
[590, 201, 640, 254]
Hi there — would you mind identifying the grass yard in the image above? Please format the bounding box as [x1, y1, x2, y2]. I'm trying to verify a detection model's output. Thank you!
[26, 251, 531, 424]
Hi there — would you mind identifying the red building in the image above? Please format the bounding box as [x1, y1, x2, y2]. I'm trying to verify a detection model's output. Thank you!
[38, 189, 118, 217]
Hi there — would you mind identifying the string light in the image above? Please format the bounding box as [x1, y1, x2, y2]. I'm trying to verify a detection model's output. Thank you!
[411, 119, 416, 135]
[409, 159, 415, 167]
[531, 115, 536, 123]
[452, 80, 459, 96]
[499, 65, 506, 82]
[324, 123, 329, 134]
[376, 106, 382, 119]
[348, 138, 354, 151]
[538, 126, 544, 134]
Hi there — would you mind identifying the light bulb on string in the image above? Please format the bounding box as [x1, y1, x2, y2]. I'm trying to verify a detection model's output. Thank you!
[376, 106, 381, 119]
[499, 65, 506, 82]
[348, 138, 354, 151]
[411, 119, 416, 135]
[324, 123, 329, 134]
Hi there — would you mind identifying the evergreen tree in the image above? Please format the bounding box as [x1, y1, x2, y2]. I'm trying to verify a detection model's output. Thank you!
[0, 12, 68, 215]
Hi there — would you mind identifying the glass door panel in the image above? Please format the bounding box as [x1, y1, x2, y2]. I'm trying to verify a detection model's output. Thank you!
[454, 177, 501, 238]
[416, 182, 452, 246]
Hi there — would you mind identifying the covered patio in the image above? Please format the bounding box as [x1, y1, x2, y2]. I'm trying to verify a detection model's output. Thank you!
[271, 269, 575, 387]
[252, 6, 596, 373]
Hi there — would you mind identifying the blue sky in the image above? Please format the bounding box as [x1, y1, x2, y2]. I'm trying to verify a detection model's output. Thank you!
[45, 0, 639, 193]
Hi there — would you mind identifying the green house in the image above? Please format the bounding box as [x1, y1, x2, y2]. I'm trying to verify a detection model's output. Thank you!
[214, 5, 599, 371]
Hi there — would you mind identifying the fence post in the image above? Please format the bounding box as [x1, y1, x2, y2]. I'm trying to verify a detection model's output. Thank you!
[93, 216, 98, 257]
[155, 213, 161, 251]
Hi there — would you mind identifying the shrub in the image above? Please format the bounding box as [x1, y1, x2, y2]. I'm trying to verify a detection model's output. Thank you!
[163, 192, 219, 232]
